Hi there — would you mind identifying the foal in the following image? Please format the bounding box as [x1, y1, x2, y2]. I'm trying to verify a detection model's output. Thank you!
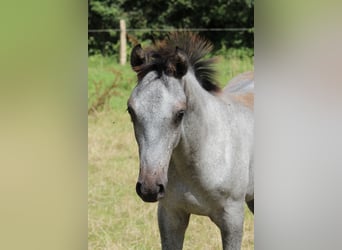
[128, 32, 254, 250]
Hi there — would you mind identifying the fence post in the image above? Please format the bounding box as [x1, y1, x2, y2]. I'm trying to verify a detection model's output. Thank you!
[120, 20, 127, 65]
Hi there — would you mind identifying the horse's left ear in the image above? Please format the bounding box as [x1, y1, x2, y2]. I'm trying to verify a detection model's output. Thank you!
[173, 47, 188, 78]
[131, 44, 145, 72]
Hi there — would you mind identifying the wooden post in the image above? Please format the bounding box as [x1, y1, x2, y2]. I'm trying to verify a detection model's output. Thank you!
[120, 20, 127, 65]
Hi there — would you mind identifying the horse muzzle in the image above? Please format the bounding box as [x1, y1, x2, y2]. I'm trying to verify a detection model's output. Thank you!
[135, 181, 165, 202]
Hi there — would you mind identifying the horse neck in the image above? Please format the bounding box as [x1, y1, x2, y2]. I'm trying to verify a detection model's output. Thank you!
[177, 71, 224, 156]
[182, 72, 217, 117]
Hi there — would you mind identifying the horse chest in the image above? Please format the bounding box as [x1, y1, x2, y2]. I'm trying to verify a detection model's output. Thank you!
[167, 168, 230, 216]
[184, 188, 229, 215]
[168, 139, 242, 215]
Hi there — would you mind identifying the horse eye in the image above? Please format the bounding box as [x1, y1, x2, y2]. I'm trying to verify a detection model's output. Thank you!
[175, 110, 185, 123]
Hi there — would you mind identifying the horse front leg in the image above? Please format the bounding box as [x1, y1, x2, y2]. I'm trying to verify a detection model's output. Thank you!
[158, 203, 190, 250]
[211, 200, 245, 250]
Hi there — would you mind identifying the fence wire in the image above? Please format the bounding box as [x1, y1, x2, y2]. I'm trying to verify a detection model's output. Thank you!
[88, 28, 253, 33]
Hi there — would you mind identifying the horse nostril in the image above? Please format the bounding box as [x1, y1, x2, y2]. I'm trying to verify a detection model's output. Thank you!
[158, 184, 165, 197]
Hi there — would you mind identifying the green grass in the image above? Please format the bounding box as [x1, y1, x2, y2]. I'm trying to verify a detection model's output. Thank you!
[88, 55, 137, 113]
[88, 49, 254, 112]
[88, 49, 254, 249]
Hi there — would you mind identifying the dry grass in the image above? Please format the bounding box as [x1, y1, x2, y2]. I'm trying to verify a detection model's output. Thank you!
[88, 110, 254, 250]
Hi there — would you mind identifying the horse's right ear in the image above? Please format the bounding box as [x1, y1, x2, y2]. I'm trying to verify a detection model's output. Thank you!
[174, 47, 188, 78]
[131, 44, 145, 71]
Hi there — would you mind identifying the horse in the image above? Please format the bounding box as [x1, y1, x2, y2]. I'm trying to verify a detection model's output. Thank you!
[127, 32, 254, 250]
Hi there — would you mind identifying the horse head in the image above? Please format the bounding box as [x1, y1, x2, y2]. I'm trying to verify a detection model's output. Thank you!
[128, 44, 188, 202]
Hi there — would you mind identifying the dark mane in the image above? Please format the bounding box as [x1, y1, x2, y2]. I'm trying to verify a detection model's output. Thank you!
[135, 32, 221, 93]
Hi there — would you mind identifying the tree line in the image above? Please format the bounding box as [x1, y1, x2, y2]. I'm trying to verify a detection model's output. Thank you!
[88, 0, 254, 56]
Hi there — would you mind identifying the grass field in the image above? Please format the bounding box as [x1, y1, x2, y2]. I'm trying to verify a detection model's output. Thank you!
[88, 49, 254, 249]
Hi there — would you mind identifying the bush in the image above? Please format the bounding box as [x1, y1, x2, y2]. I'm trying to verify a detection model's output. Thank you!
[88, 0, 254, 56]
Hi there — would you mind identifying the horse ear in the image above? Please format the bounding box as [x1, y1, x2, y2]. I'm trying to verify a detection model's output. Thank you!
[174, 47, 188, 78]
[131, 44, 145, 71]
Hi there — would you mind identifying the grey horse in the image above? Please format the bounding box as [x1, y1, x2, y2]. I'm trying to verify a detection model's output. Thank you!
[127, 32, 254, 250]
